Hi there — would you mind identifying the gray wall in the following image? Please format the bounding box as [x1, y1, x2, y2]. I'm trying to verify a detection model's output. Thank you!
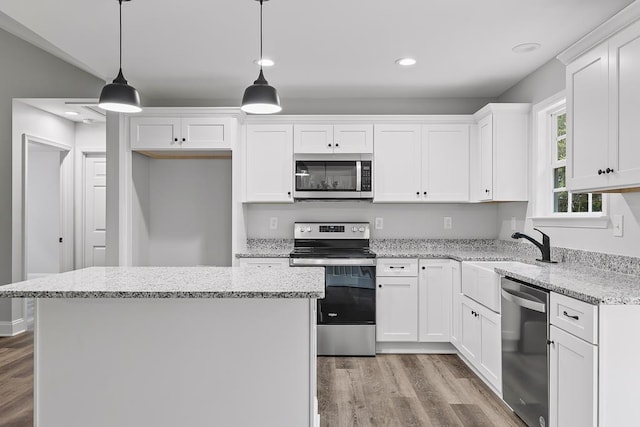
[0, 28, 103, 324]
[497, 58, 566, 104]
[146, 97, 496, 115]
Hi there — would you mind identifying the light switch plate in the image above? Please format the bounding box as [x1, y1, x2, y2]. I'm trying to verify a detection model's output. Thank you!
[375, 217, 383, 230]
[612, 214, 623, 237]
[444, 217, 452, 230]
[269, 217, 278, 230]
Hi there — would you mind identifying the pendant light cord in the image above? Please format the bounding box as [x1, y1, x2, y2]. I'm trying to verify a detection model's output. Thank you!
[119, 0, 123, 70]
[259, 0, 263, 72]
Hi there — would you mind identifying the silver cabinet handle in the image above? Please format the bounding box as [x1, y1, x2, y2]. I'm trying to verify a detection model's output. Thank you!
[501, 288, 546, 313]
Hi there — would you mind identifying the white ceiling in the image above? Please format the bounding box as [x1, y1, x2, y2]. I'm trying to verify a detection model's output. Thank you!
[19, 99, 106, 123]
[0, 0, 635, 104]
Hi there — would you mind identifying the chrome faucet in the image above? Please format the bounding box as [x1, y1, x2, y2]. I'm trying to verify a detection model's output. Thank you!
[511, 228, 555, 263]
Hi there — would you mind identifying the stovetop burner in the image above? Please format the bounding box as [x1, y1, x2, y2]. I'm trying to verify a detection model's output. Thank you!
[290, 222, 375, 259]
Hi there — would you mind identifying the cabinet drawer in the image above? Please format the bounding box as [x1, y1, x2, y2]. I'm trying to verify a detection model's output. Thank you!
[237, 258, 290, 268]
[550, 292, 598, 344]
[377, 259, 418, 276]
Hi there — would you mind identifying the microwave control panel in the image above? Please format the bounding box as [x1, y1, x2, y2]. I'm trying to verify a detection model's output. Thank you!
[361, 161, 372, 192]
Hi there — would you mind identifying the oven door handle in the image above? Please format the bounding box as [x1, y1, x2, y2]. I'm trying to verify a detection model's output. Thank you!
[290, 258, 376, 267]
[501, 288, 546, 313]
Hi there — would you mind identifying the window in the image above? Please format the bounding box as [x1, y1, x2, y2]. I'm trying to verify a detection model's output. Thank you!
[530, 91, 607, 228]
[550, 109, 602, 214]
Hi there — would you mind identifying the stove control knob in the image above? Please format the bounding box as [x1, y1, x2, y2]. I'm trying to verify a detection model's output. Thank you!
[298, 227, 304, 233]
[306, 226, 312, 232]
[352, 226, 358, 232]
[358, 227, 365, 232]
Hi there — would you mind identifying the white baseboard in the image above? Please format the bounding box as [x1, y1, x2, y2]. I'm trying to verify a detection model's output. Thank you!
[0, 318, 27, 336]
[376, 341, 456, 354]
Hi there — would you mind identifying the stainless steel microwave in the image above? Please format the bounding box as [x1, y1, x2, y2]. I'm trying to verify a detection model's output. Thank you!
[294, 154, 373, 199]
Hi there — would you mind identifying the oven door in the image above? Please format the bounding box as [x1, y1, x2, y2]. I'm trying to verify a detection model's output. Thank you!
[318, 265, 376, 325]
[295, 160, 362, 199]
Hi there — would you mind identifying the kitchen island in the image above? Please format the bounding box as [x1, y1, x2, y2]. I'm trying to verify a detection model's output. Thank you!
[0, 266, 324, 427]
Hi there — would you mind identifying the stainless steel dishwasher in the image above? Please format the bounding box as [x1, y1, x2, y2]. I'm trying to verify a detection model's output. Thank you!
[501, 277, 549, 427]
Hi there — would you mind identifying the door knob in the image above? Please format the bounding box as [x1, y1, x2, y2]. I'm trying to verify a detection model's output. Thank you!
[606, 168, 614, 174]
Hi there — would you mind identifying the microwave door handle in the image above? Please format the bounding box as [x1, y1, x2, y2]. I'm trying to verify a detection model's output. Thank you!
[501, 288, 546, 313]
[356, 161, 362, 192]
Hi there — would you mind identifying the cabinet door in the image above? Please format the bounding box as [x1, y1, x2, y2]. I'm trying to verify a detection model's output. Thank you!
[245, 125, 293, 202]
[333, 124, 373, 153]
[418, 260, 452, 342]
[567, 44, 610, 192]
[477, 115, 493, 201]
[373, 124, 422, 202]
[130, 117, 181, 150]
[609, 20, 640, 189]
[181, 118, 230, 150]
[421, 125, 470, 201]
[450, 262, 462, 349]
[460, 299, 481, 361]
[549, 325, 598, 427]
[376, 276, 418, 342]
[294, 125, 334, 153]
[479, 308, 502, 392]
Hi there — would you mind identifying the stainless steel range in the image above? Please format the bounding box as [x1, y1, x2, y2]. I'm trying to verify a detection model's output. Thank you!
[290, 222, 376, 356]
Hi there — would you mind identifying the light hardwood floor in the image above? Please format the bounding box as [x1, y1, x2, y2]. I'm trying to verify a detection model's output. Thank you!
[318, 354, 526, 427]
[0, 331, 33, 427]
[0, 334, 524, 427]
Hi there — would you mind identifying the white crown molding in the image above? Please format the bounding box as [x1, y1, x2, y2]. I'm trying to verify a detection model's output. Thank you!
[472, 103, 531, 120]
[557, 1, 640, 65]
[244, 114, 476, 124]
[124, 107, 246, 119]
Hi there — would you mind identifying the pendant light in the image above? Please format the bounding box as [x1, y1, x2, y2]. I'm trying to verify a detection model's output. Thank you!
[99, 0, 142, 113]
[241, 0, 281, 114]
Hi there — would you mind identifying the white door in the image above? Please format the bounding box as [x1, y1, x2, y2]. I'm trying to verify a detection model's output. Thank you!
[84, 154, 107, 267]
[418, 260, 452, 342]
[566, 44, 610, 192]
[421, 125, 470, 201]
[477, 115, 493, 201]
[181, 118, 230, 150]
[245, 125, 293, 202]
[460, 298, 481, 361]
[373, 124, 422, 202]
[608, 20, 640, 189]
[479, 309, 502, 392]
[333, 124, 373, 153]
[376, 276, 418, 342]
[293, 124, 334, 153]
[129, 117, 181, 150]
[549, 325, 598, 427]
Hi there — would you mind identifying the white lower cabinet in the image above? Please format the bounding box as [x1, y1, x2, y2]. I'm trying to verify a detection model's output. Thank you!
[418, 260, 453, 342]
[450, 262, 462, 349]
[376, 276, 418, 342]
[549, 325, 598, 427]
[459, 295, 501, 392]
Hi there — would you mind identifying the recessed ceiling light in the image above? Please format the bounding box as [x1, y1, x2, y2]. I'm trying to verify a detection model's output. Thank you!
[65, 111, 79, 116]
[254, 58, 275, 67]
[512, 43, 541, 54]
[395, 57, 417, 66]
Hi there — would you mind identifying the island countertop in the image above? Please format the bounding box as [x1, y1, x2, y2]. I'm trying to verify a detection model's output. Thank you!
[0, 266, 325, 299]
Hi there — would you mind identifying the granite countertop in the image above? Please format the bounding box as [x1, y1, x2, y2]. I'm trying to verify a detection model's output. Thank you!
[495, 262, 640, 305]
[236, 239, 293, 258]
[0, 266, 325, 299]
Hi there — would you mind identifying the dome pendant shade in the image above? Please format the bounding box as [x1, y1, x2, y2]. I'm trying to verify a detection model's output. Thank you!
[99, 68, 142, 113]
[241, 69, 282, 114]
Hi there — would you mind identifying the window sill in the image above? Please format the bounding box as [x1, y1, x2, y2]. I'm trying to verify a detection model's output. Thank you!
[530, 215, 609, 229]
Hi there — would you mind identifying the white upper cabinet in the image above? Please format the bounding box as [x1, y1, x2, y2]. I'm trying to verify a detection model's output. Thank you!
[567, 44, 610, 191]
[567, 19, 640, 192]
[374, 123, 470, 202]
[374, 124, 422, 202]
[472, 104, 529, 202]
[245, 124, 294, 203]
[130, 117, 232, 151]
[421, 125, 470, 202]
[294, 124, 373, 154]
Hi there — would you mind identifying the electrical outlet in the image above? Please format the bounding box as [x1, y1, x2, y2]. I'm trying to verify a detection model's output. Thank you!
[269, 217, 278, 230]
[444, 217, 452, 230]
[511, 217, 517, 231]
[375, 217, 383, 230]
[613, 214, 623, 237]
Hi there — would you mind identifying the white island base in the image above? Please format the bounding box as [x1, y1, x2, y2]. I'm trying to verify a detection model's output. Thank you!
[34, 298, 318, 427]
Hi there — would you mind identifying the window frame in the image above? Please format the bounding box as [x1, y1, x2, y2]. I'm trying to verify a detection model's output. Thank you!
[530, 91, 608, 228]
